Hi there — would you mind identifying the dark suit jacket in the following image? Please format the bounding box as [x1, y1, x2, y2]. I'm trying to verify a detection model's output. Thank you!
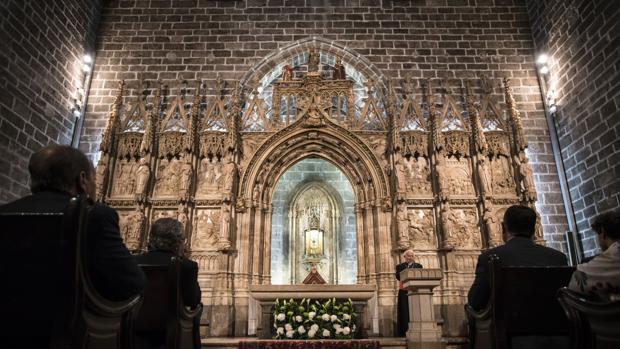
[0, 190, 145, 301]
[467, 236, 568, 310]
[135, 250, 201, 308]
[395, 262, 423, 280]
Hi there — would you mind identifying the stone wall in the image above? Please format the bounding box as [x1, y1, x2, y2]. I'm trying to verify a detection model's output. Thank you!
[0, 0, 102, 203]
[526, 0, 620, 255]
[82, 0, 569, 249]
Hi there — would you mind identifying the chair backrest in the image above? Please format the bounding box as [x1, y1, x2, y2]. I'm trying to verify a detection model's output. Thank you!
[558, 287, 620, 349]
[0, 197, 83, 343]
[489, 255, 575, 348]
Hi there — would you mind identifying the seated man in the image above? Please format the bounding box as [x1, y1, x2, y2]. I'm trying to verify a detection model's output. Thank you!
[468, 205, 568, 310]
[135, 218, 201, 347]
[568, 210, 620, 300]
[0, 144, 145, 301]
[135, 217, 201, 308]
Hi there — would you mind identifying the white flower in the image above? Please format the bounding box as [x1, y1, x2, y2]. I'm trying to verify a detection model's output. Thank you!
[286, 330, 294, 338]
[335, 327, 343, 334]
[342, 313, 351, 320]
[308, 330, 316, 338]
[330, 314, 338, 322]
[321, 314, 330, 321]
[277, 313, 286, 321]
[298, 325, 306, 334]
[308, 311, 316, 320]
[352, 324, 356, 332]
[276, 327, 284, 335]
[310, 324, 319, 331]
[284, 323, 293, 332]
[333, 324, 342, 330]
[322, 329, 331, 337]
[343, 326, 351, 335]
[295, 315, 303, 323]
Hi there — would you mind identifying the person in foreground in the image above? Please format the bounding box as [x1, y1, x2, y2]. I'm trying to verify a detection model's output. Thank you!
[568, 210, 620, 301]
[467, 205, 568, 310]
[135, 217, 201, 308]
[395, 249, 423, 337]
[0, 144, 145, 300]
[134, 218, 201, 348]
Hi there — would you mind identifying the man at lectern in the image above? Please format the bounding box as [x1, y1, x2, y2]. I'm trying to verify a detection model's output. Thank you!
[395, 249, 423, 337]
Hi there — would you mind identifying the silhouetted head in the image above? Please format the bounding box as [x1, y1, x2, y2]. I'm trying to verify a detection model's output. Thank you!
[502, 205, 537, 241]
[28, 144, 95, 198]
[147, 218, 185, 254]
[591, 210, 620, 250]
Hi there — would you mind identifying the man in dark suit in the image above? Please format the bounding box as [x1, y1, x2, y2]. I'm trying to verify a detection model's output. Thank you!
[395, 249, 423, 337]
[467, 205, 568, 310]
[0, 144, 145, 301]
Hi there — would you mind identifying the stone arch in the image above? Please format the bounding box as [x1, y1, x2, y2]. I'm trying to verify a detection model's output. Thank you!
[239, 36, 390, 94]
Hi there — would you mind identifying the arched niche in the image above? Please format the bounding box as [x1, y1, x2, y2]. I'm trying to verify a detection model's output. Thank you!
[271, 158, 356, 285]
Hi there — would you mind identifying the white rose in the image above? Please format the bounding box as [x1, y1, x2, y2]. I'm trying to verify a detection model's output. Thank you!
[277, 313, 286, 321]
[330, 314, 338, 322]
[333, 324, 341, 330]
[298, 325, 306, 334]
[343, 326, 351, 335]
[322, 329, 330, 337]
[321, 314, 330, 321]
[284, 323, 293, 332]
[335, 327, 343, 334]
[308, 330, 316, 338]
[276, 327, 284, 335]
[308, 311, 316, 320]
[286, 330, 294, 338]
[295, 315, 303, 323]
[343, 313, 351, 320]
[310, 324, 319, 331]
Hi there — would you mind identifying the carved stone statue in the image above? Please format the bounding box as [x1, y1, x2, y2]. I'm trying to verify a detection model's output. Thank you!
[222, 157, 236, 196]
[333, 56, 346, 80]
[135, 157, 150, 200]
[179, 156, 193, 200]
[122, 209, 144, 250]
[514, 151, 536, 202]
[483, 207, 501, 247]
[177, 204, 189, 230]
[435, 153, 448, 201]
[307, 48, 319, 72]
[440, 204, 454, 248]
[253, 183, 261, 203]
[397, 205, 410, 249]
[394, 153, 408, 193]
[218, 204, 232, 250]
[95, 153, 109, 201]
[477, 156, 492, 197]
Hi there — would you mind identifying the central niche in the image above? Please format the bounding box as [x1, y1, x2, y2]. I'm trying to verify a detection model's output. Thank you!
[271, 158, 356, 284]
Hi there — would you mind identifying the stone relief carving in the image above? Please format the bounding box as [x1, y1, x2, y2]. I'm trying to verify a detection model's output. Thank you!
[192, 209, 220, 251]
[112, 159, 137, 197]
[444, 158, 474, 196]
[120, 208, 144, 250]
[405, 156, 432, 193]
[490, 156, 515, 195]
[154, 157, 182, 197]
[450, 208, 481, 249]
[408, 209, 436, 249]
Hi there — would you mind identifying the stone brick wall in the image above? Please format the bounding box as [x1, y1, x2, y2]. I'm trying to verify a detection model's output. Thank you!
[82, 0, 570, 250]
[526, 0, 620, 255]
[0, 0, 103, 203]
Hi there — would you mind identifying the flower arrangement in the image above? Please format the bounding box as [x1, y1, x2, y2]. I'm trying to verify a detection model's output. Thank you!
[273, 298, 357, 340]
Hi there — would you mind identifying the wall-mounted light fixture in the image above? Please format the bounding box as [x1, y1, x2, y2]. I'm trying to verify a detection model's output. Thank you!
[70, 52, 95, 147]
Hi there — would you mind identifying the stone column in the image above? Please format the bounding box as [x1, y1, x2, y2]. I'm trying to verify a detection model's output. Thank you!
[401, 268, 444, 349]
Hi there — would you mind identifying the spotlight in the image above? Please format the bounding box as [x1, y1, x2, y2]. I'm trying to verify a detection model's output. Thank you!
[83, 54, 93, 64]
[549, 105, 557, 113]
[82, 64, 91, 72]
[536, 54, 548, 65]
[539, 66, 549, 74]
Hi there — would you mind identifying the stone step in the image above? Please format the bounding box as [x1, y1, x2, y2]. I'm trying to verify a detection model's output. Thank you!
[202, 337, 409, 349]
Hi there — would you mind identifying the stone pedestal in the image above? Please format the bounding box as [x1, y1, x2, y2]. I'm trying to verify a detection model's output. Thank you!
[400, 268, 444, 349]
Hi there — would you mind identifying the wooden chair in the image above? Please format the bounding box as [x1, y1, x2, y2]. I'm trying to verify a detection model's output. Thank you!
[557, 287, 620, 349]
[0, 196, 141, 349]
[133, 258, 202, 349]
[466, 255, 575, 349]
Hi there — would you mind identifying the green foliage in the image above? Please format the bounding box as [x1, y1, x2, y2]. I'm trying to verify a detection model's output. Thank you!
[272, 298, 357, 340]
